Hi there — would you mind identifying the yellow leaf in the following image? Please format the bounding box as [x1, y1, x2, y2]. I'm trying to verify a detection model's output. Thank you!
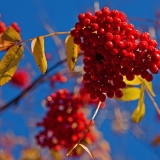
[21, 148, 42, 160]
[0, 45, 23, 86]
[144, 80, 156, 97]
[117, 87, 141, 101]
[79, 143, 94, 160]
[31, 36, 47, 74]
[0, 33, 14, 51]
[75, 145, 83, 155]
[65, 35, 78, 71]
[123, 76, 141, 85]
[2, 26, 21, 42]
[50, 149, 62, 160]
[131, 103, 145, 123]
[131, 82, 145, 123]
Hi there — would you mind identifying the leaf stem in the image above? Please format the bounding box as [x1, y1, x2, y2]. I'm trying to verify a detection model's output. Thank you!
[145, 87, 160, 114]
[19, 31, 70, 44]
[66, 101, 102, 156]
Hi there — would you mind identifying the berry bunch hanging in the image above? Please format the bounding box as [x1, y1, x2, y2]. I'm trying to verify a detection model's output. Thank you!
[71, 7, 160, 101]
[36, 89, 96, 155]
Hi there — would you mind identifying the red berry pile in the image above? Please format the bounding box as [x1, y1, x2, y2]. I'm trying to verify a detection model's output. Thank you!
[36, 89, 96, 154]
[11, 69, 30, 88]
[71, 7, 160, 101]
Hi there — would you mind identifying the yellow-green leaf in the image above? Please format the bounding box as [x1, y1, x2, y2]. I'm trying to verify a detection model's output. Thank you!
[50, 149, 62, 160]
[117, 87, 141, 101]
[79, 143, 94, 160]
[123, 76, 141, 85]
[0, 45, 23, 86]
[65, 35, 78, 71]
[31, 36, 47, 74]
[144, 80, 156, 97]
[131, 82, 145, 123]
[2, 26, 21, 42]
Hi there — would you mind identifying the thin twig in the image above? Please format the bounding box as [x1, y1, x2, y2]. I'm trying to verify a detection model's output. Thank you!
[145, 87, 160, 115]
[20, 31, 70, 44]
[0, 58, 67, 113]
[67, 101, 102, 156]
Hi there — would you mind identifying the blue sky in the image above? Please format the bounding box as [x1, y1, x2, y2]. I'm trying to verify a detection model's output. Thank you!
[1, 0, 160, 159]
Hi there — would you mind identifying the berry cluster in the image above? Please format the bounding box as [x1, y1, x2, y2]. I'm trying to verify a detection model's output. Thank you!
[71, 7, 160, 101]
[11, 69, 30, 88]
[50, 73, 67, 87]
[36, 89, 96, 155]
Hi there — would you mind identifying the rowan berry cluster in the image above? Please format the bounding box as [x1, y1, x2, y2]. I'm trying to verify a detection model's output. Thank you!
[36, 89, 96, 154]
[11, 69, 30, 88]
[71, 7, 160, 101]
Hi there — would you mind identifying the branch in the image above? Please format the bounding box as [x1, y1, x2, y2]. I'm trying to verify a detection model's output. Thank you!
[0, 58, 67, 113]
[20, 31, 70, 44]
[67, 101, 102, 156]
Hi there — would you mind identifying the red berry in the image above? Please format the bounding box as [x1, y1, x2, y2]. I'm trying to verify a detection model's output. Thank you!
[115, 90, 123, 98]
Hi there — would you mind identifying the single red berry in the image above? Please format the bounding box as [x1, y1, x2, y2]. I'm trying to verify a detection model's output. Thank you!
[83, 18, 91, 26]
[145, 73, 153, 82]
[139, 41, 148, 50]
[102, 7, 110, 16]
[78, 13, 85, 22]
[85, 12, 92, 18]
[115, 90, 123, 98]
[91, 23, 99, 31]
[110, 10, 119, 18]
[105, 32, 113, 41]
[104, 41, 113, 50]
[126, 72, 134, 81]
[140, 32, 150, 41]
[149, 64, 158, 74]
[107, 90, 114, 98]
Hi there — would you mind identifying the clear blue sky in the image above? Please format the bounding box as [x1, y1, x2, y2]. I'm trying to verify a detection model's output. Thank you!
[1, 0, 160, 159]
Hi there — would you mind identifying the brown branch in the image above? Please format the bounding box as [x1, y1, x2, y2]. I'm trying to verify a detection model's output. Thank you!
[67, 101, 102, 156]
[0, 58, 67, 113]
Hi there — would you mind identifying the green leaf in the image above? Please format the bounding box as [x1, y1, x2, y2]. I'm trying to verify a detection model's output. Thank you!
[131, 82, 145, 123]
[144, 80, 156, 97]
[117, 87, 141, 101]
[65, 34, 78, 71]
[2, 26, 21, 42]
[123, 76, 141, 85]
[0, 45, 23, 86]
[31, 36, 47, 74]
[79, 143, 94, 160]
